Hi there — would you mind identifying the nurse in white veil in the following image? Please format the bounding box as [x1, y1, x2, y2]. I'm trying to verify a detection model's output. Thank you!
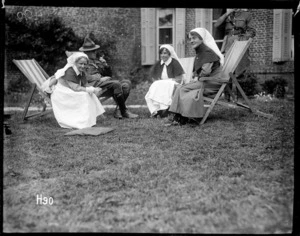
[145, 44, 185, 117]
[44, 52, 105, 129]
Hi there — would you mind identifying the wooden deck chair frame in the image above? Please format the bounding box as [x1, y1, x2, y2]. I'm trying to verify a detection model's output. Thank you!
[13, 59, 52, 121]
[180, 38, 272, 125]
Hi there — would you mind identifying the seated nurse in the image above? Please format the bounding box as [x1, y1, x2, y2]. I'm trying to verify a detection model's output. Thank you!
[168, 27, 224, 125]
[49, 52, 105, 129]
[145, 44, 185, 118]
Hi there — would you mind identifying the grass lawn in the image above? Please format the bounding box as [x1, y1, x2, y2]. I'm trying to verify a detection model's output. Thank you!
[3, 87, 294, 233]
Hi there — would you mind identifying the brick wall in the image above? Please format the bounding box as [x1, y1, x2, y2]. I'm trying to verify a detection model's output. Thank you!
[250, 9, 294, 74]
[185, 8, 196, 57]
[250, 9, 294, 92]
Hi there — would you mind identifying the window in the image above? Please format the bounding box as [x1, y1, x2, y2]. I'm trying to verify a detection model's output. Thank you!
[195, 8, 226, 50]
[157, 8, 174, 49]
[141, 8, 186, 65]
[212, 9, 227, 49]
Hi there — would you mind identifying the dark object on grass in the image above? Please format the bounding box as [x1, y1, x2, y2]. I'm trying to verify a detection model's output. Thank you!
[4, 114, 12, 135]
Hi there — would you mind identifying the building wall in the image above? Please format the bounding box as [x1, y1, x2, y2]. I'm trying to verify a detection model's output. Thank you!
[250, 9, 294, 74]
[185, 8, 196, 57]
[183, 8, 294, 92]
[5, 6, 294, 93]
[250, 9, 294, 91]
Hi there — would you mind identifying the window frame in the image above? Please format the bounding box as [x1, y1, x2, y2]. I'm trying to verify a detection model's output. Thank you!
[212, 8, 227, 48]
[156, 8, 175, 60]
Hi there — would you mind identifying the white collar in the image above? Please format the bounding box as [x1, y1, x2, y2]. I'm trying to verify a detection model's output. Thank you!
[72, 65, 81, 76]
[160, 57, 172, 66]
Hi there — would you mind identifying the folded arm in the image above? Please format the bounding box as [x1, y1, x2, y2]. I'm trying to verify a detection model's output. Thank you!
[189, 63, 213, 83]
[59, 79, 87, 92]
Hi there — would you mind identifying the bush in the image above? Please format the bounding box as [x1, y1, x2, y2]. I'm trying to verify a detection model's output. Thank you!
[5, 7, 83, 93]
[88, 31, 117, 71]
[261, 77, 288, 98]
[238, 71, 259, 97]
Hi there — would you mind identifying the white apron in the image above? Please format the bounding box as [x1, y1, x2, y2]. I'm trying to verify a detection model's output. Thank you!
[145, 79, 178, 115]
[51, 82, 105, 129]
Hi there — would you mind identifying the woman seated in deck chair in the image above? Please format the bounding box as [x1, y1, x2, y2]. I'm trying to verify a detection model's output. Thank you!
[42, 52, 105, 129]
[145, 44, 185, 118]
[166, 27, 224, 126]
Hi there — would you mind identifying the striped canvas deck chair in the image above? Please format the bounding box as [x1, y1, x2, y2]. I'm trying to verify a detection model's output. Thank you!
[13, 59, 52, 121]
[180, 38, 272, 125]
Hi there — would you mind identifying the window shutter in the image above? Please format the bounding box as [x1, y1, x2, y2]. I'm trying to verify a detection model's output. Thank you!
[175, 8, 186, 58]
[282, 9, 292, 60]
[272, 10, 282, 62]
[195, 9, 212, 33]
[272, 9, 292, 62]
[141, 8, 156, 65]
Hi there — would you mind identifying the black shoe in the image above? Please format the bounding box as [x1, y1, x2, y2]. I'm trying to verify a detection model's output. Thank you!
[122, 110, 139, 119]
[113, 107, 123, 119]
[159, 109, 169, 118]
[173, 114, 181, 122]
[179, 116, 188, 125]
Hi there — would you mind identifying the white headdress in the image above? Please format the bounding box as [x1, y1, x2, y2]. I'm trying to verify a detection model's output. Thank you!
[189, 28, 224, 65]
[160, 44, 185, 73]
[54, 52, 88, 79]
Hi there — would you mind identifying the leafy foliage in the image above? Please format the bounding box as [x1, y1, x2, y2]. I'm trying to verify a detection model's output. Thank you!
[261, 77, 288, 98]
[5, 7, 83, 93]
[238, 71, 259, 97]
[88, 31, 117, 69]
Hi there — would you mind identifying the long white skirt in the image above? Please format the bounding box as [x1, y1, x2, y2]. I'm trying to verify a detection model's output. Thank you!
[145, 79, 178, 115]
[51, 83, 105, 129]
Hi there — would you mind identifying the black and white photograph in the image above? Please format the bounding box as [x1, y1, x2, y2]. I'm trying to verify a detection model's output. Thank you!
[2, 0, 298, 233]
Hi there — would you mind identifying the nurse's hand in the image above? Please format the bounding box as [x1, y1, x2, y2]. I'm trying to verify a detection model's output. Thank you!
[94, 87, 103, 97]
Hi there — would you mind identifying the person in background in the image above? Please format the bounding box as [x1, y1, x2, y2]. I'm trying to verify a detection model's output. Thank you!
[79, 34, 138, 119]
[48, 52, 105, 129]
[167, 27, 224, 126]
[145, 44, 185, 118]
[214, 9, 256, 100]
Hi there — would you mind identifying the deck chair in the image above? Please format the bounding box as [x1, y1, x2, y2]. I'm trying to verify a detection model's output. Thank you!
[65, 51, 112, 104]
[179, 57, 195, 85]
[13, 59, 52, 121]
[180, 38, 273, 125]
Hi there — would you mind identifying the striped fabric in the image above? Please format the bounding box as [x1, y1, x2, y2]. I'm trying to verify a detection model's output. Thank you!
[13, 59, 50, 95]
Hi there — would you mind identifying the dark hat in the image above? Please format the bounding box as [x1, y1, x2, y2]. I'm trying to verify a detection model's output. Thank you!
[79, 35, 100, 52]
